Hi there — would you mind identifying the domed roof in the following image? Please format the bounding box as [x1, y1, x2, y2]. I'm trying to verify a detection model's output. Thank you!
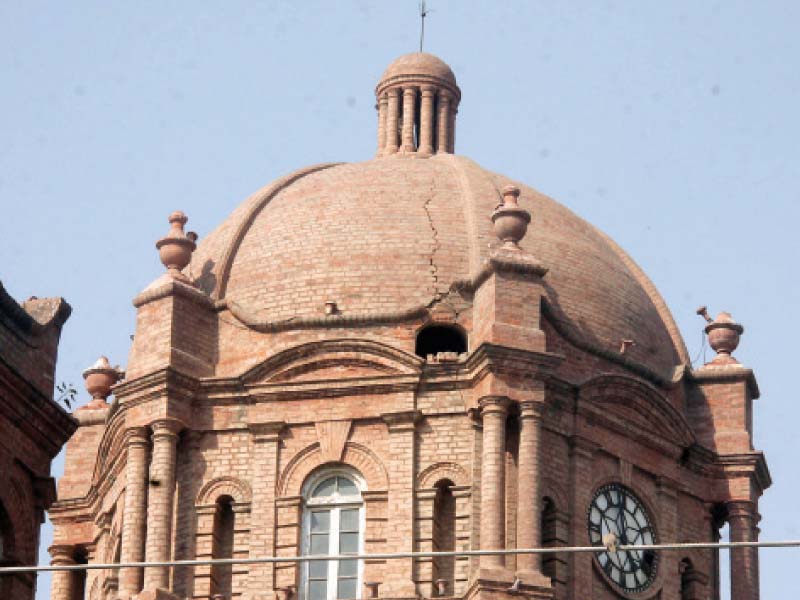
[378, 52, 458, 90]
[189, 154, 688, 379]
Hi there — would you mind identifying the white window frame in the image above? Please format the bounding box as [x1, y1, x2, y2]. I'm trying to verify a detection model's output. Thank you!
[301, 468, 366, 600]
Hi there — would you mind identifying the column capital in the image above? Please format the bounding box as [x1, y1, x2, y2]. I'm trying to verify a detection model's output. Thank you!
[386, 87, 401, 98]
[420, 84, 436, 95]
[379, 93, 389, 105]
[402, 85, 418, 95]
[478, 395, 511, 415]
[726, 499, 757, 521]
[438, 90, 452, 103]
[518, 399, 546, 418]
[149, 417, 184, 438]
[123, 425, 150, 447]
[48, 544, 76, 565]
[249, 420, 286, 443]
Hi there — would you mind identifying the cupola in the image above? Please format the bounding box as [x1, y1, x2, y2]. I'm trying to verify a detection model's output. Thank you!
[375, 52, 461, 157]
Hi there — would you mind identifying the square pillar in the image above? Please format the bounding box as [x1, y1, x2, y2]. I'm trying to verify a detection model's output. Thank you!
[381, 410, 421, 598]
[245, 421, 286, 600]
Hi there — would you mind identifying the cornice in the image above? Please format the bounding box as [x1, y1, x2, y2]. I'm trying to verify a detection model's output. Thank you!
[132, 276, 215, 309]
[687, 364, 760, 400]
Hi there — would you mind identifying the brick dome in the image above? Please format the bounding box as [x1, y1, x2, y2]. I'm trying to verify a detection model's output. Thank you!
[378, 52, 458, 89]
[189, 154, 688, 379]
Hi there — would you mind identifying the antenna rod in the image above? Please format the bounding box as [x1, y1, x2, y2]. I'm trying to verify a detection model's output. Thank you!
[419, 1, 427, 52]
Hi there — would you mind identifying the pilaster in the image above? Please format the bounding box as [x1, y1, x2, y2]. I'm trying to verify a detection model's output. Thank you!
[380, 410, 421, 597]
[245, 421, 286, 600]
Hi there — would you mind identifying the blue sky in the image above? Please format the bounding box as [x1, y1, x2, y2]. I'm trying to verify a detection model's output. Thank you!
[1, 2, 797, 599]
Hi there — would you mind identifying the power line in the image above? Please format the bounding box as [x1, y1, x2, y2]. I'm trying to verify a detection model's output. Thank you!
[4, 540, 797, 574]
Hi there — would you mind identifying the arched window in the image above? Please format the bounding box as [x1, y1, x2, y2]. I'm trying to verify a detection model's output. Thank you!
[415, 325, 467, 358]
[303, 471, 364, 600]
[432, 480, 456, 595]
[211, 496, 235, 597]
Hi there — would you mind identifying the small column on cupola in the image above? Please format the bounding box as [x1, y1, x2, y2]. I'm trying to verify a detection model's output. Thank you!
[125, 210, 217, 380]
[687, 307, 770, 600]
[374, 53, 461, 157]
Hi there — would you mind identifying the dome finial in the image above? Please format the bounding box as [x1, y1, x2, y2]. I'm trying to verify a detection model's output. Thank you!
[155, 211, 198, 284]
[491, 185, 531, 248]
[82, 356, 124, 409]
[697, 307, 744, 365]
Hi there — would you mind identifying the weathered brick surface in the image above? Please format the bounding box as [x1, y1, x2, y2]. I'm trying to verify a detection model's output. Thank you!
[48, 52, 768, 600]
[0, 283, 75, 600]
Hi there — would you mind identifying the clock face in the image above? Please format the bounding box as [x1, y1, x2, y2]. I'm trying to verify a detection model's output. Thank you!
[588, 484, 657, 593]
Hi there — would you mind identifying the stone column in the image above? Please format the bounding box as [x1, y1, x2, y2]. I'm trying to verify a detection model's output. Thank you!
[49, 544, 76, 600]
[516, 399, 545, 577]
[448, 106, 457, 153]
[246, 421, 286, 599]
[437, 92, 451, 154]
[143, 419, 183, 591]
[377, 93, 388, 156]
[119, 426, 150, 596]
[478, 396, 510, 571]
[728, 500, 760, 600]
[385, 88, 400, 155]
[418, 85, 435, 155]
[381, 410, 421, 596]
[401, 86, 417, 152]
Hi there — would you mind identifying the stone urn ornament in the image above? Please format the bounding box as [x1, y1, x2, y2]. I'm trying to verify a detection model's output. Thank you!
[156, 210, 198, 283]
[82, 356, 124, 409]
[697, 306, 744, 364]
[491, 185, 531, 248]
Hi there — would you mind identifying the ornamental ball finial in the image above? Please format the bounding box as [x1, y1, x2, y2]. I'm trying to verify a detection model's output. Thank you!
[491, 184, 530, 248]
[82, 356, 124, 408]
[698, 308, 744, 365]
[155, 210, 198, 283]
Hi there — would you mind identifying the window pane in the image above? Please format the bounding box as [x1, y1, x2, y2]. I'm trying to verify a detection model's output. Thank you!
[309, 560, 328, 578]
[340, 509, 359, 532]
[339, 532, 358, 553]
[337, 477, 358, 496]
[313, 477, 336, 497]
[309, 580, 327, 600]
[311, 511, 330, 532]
[339, 559, 357, 577]
[337, 578, 357, 599]
[311, 534, 329, 555]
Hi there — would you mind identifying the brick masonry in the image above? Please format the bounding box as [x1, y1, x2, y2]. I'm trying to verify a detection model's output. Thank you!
[0, 282, 76, 600]
[49, 53, 769, 600]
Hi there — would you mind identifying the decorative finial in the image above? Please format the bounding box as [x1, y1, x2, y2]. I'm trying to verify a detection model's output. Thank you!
[491, 185, 531, 248]
[698, 308, 744, 365]
[82, 356, 124, 409]
[155, 211, 198, 283]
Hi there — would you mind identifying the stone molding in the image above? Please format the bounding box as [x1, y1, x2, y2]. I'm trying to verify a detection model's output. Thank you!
[416, 461, 470, 489]
[195, 476, 253, 506]
[278, 441, 389, 497]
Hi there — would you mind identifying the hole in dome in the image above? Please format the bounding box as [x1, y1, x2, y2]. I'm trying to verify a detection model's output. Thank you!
[415, 325, 467, 358]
